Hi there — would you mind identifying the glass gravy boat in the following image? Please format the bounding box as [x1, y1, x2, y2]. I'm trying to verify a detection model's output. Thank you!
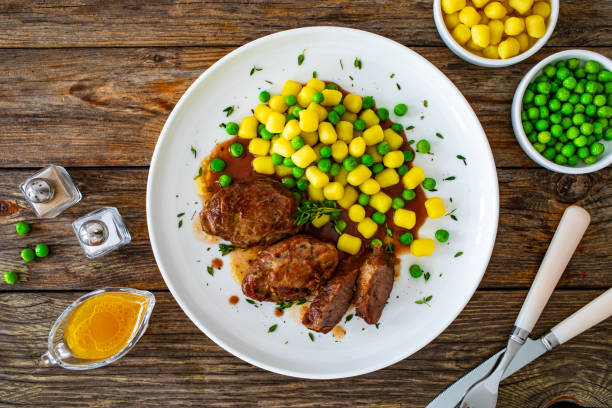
[40, 287, 155, 370]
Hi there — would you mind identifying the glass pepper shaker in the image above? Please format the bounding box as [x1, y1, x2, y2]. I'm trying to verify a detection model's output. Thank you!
[19, 165, 82, 218]
[72, 207, 131, 259]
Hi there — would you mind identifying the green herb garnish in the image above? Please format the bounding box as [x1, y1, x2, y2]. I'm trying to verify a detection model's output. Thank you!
[276, 301, 294, 310]
[375, 323, 380, 329]
[384, 242, 394, 254]
[219, 243, 236, 256]
[349, 75, 354, 81]
[457, 155, 467, 166]
[390, 73, 395, 78]
[406, 125, 415, 131]
[451, 214, 458, 221]
[178, 220, 183, 228]
[294, 200, 338, 226]
[308, 333, 314, 342]
[436, 132, 444, 139]
[222, 105, 234, 117]
[443, 176, 456, 181]
[296, 298, 307, 305]
[264, 80, 273, 85]
[190, 146, 197, 157]
[423, 100, 428, 107]
[246, 299, 257, 306]
[177, 212, 185, 218]
[268, 324, 278, 333]
[354, 57, 362, 69]
[345, 314, 353, 322]
[424, 272, 430, 282]
[207, 266, 214, 276]
[250, 66, 262, 76]
[193, 167, 202, 180]
[455, 251, 463, 258]
[298, 49, 305, 66]
[415, 295, 433, 307]
[312, 71, 317, 78]
[396, 83, 401, 90]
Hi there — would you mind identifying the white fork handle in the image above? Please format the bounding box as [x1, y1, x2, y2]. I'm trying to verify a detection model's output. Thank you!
[551, 288, 612, 345]
[515, 205, 591, 332]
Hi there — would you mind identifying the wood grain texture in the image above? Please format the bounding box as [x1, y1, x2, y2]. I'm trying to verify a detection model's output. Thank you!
[1, 46, 610, 168]
[0, 168, 610, 291]
[0, 290, 609, 408]
[0, 0, 610, 48]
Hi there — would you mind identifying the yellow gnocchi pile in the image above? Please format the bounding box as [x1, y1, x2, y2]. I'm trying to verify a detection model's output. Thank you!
[226, 77, 448, 257]
[442, 0, 552, 59]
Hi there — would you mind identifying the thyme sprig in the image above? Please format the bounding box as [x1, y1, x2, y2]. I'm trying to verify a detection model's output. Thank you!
[293, 200, 338, 226]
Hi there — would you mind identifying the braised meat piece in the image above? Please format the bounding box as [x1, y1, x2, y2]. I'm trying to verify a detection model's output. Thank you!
[200, 178, 300, 247]
[353, 246, 395, 324]
[302, 258, 360, 333]
[241, 235, 339, 302]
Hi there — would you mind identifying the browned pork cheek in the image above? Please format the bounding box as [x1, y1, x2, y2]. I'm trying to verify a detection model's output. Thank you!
[302, 257, 361, 333]
[200, 178, 300, 248]
[241, 235, 339, 302]
[353, 246, 395, 324]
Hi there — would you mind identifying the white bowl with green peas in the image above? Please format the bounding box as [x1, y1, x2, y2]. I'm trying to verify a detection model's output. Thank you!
[512, 50, 612, 174]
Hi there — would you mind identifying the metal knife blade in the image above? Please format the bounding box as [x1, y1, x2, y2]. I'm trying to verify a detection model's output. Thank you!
[426, 338, 549, 408]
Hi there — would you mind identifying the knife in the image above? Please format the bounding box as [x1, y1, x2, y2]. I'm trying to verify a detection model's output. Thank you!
[427, 287, 612, 408]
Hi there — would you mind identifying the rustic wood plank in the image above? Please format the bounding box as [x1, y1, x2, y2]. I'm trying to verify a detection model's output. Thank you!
[0, 168, 610, 291]
[1, 46, 611, 169]
[0, 0, 610, 48]
[0, 290, 609, 407]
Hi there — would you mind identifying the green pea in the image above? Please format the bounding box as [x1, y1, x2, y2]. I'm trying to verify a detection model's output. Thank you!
[317, 146, 330, 159]
[548, 99, 561, 111]
[554, 154, 567, 165]
[260, 128, 273, 140]
[354, 119, 366, 131]
[227, 143, 243, 158]
[3, 271, 18, 285]
[361, 154, 374, 166]
[330, 163, 341, 176]
[409, 264, 423, 278]
[593, 94, 606, 107]
[556, 88, 570, 102]
[312, 92, 324, 103]
[21, 248, 35, 262]
[535, 74, 548, 83]
[573, 135, 588, 147]
[326, 83, 339, 90]
[536, 82, 551, 94]
[560, 103, 573, 116]
[573, 103, 586, 114]
[33, 243, 49, 258]
[285, 94, 297, 106]
[416, 139, 430, 154]
[533, 142, 545, 152]
[574, 68, 586, 79]
[568, 93, 580, 104]
[590, 142, 605, 156]
[556, 67, 571, 80]
[550, 113, 562, 124]
[577, 146, 589, 158]
[15, 221, 30, 236]
[567, 58, 580, 70]
[328, 110, 340, 125]
[399, 232, 414, 245]
[333, 104, 346, 116]
[218, 174, 232, 187]
[282, 177, 296, 189]
[391, 123, 403, 133]
[291, 136, 305, 150]
[392, 197, 405, 209]
[343, 157, 358, 171]
[598, 106, 612, 119]
[567, 155, 580, 166]
[535, 119, 549, 131]
[534, 94, 548, 106]
[561, 117, 573, 129]
[296, 179, 308, 191]
[593, 122, 604, 135]
[292, 167, 305, 178]
[318, 159, 332, 173]
[362, 96, 375, 109]
[580, 93, 593, 105]
[225, 122, 239, 135]
[271, 153, 283, 165]
[290, 106, 302, 117]
[377, 141, 391, 155]
[527, 107, 539, 120]
[281, 157, 294, 168]
[585, 104, 596, 117]
[358, 193, 370, 206]
[372, 212, 386, 225]
[585, 81, 598, 94]
[402, 189, 416, 201]
[561, 143, 575, 158]
[210, 158, 226, 172]
[286, 114, 298, 122]
[521, 111, 528, 121]
[554, 141, 564, 152]
[394, 104, 408, 116]
[377, 108, 390, 121]
[598, 70, 612, 82]
[335, 220, 347, 233]
[562, 76, 577, 90]
[403, 150, 414, 162]
[435, 229, 449, 243]
[259, 90, 271, 103]
[584, 60, 600, 74]
[584, 155, 598, 165]
[572, 113, 586, 126]
[370, 238, 383, 249]
[529, 133, 539, 144]
[537, 131, 551, 144]
[330, 210, 341, 218]
[543, 65, 556, 78]
[422, 178, 436, 191]
[397, 164, 409, 176]
[523, 89, 535, 104]
[549, 124, 562, 138]
[372, 163, 384, 174]
[580, 122, 594, 136]
[539, 106, 549, 119]
[543, 147, 556, 160]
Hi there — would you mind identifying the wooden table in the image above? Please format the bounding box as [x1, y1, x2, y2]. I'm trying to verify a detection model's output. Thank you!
[1, 1, 610, 407]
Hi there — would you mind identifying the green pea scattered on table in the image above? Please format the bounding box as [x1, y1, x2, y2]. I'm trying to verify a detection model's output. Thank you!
[4, 271, 18, 285]
[16, 221, 31, 236]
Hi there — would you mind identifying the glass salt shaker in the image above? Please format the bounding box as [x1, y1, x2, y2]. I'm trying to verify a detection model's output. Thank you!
[19, 165, 82, 218]
[72, 207, 131, 258]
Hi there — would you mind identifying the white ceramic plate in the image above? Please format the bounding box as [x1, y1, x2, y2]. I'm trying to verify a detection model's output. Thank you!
[147, 27, 499, 379]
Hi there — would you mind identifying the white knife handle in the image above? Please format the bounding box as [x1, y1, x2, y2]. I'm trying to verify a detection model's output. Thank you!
[550, 288, 612, 345]
[515, 205, 591, 333]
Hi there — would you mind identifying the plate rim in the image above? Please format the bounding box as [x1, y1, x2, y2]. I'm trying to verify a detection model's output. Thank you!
[146, 26, 500, 379]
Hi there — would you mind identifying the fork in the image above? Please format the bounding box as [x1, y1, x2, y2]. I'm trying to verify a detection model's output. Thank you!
[458, 205, 591, 408]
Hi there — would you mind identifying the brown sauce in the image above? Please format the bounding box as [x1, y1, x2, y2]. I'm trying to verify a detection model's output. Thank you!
[211, 258, 223, 269]
[228, 295, 239, 305]
[332, 325, 346, 340]
[274, 308, 284, 317]
[229, 247, 262, 286]
[196, 80, 428, 267]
